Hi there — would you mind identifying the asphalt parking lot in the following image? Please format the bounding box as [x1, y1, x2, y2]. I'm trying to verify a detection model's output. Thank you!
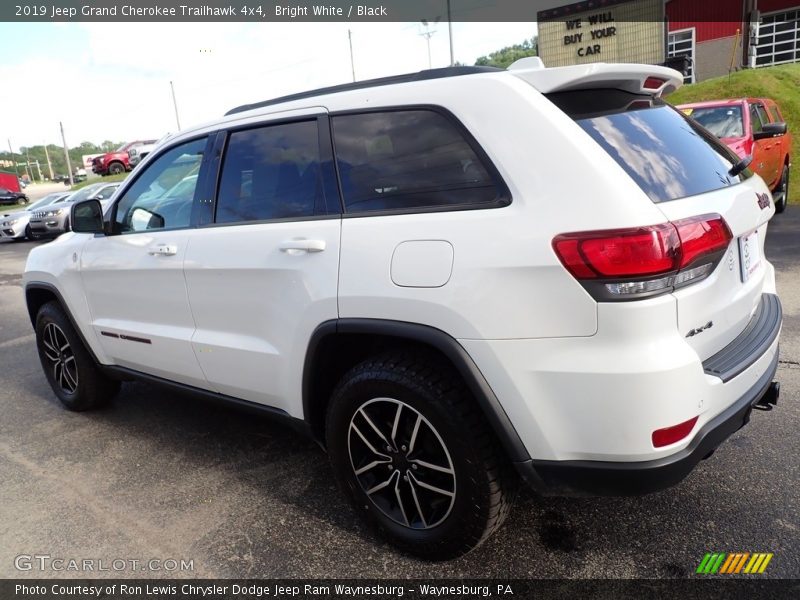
[0, 209, 798, 579]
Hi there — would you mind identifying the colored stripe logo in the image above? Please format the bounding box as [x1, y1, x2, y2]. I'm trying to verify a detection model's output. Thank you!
[696, 552, 773, 574]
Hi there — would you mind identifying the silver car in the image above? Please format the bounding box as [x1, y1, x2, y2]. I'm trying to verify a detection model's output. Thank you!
[0, 192, 72, 240]
[29, 183, 120, 238]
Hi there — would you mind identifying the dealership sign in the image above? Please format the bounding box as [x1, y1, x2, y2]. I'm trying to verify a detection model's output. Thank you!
[538, 0, 665, 68]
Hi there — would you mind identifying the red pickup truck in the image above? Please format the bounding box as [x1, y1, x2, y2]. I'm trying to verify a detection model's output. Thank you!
[91, 140, 157, 176]
[677, 98, 792, 213]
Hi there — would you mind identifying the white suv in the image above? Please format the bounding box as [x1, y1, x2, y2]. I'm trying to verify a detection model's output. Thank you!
[23, 60, 782, 560]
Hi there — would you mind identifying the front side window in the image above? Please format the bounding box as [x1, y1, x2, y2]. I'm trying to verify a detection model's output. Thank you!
[215, 120, 322, 224]
[114, 137, 206, 233]
[750, 104, 764, 134]
[331, 110, 503, 213]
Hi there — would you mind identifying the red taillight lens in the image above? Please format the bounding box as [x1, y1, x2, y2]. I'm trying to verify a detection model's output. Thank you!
[643, 76, 666, 90]
[553, 224, 680, 279]
[652, 416, 698, 448]
[553, 214, 731, 300]
[673, 214, 733, 269]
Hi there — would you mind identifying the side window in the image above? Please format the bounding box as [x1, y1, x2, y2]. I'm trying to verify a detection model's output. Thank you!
[750, 104, 764, 134]
[114, 137, 206, 233]
[332, 110, 502, 212]
[756, 104, 771, 127]
[331, 109, 503, 213]
[215, 120, 322, 224]
[769, 105, 783, 123]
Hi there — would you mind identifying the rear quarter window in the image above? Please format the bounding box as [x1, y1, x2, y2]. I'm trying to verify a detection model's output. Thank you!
[547, 89, 750, 204]
[331, 109, 507, 213]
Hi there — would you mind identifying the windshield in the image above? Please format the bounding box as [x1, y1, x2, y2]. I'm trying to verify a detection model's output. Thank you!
[66, 185, 103, 203]
[27, 194, 64, 210]
[547, 89, 750, 204]
[683, 105, 744, 138]
[115, 143, 129, 152]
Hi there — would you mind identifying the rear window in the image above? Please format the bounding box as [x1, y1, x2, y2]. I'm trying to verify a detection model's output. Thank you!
[547, 89, 750, 204]
[684, 105, 744, 138]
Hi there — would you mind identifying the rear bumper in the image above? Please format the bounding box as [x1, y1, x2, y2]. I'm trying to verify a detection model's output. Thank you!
[517, 347, 779, 496]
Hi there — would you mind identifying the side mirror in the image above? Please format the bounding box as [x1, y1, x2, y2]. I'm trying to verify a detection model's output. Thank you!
[71, 199, 104, 234]
[754, 122, 787, 140]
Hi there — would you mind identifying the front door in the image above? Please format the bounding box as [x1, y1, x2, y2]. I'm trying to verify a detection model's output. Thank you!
[80, 136, 212, 388]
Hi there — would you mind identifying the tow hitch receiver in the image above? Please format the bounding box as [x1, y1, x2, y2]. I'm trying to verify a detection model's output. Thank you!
[754, 381, 780, 411]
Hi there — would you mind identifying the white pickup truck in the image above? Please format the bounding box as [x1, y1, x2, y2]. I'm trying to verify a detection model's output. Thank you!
[127, 142, 157, 167]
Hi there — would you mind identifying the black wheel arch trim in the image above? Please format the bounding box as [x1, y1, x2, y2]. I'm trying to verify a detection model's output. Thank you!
[24, 281, 103, 365]
[302, 318, 532, 463]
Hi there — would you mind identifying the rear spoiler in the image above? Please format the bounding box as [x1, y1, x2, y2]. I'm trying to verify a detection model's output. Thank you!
[508, 57, 683, 97]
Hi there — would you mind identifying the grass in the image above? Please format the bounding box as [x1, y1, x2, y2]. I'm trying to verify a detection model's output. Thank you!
[667, 64, 800, 203]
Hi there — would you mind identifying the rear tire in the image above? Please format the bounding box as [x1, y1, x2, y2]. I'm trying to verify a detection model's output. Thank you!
[326, 351, 515, 560]
[35, 301, 120, 411]
[774, 165, 789, 214]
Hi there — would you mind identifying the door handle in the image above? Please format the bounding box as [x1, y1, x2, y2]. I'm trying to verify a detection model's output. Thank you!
[279, 239, 326, 254]
[147, 244, 178, 256]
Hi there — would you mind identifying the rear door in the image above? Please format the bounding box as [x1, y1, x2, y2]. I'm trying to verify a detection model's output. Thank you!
[550, 89, 774, 361]
[182, 111, 341, 412]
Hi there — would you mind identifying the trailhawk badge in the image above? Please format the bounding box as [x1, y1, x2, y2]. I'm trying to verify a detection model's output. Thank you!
[757, 192, 771, 210]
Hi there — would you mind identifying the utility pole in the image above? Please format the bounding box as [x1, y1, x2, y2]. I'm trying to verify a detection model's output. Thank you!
[348, 29, 356, 81]
[7, 140, 19, 177]
[170, 81, 181, 131]
[420, 20, 437, 69]
[43, 143, 54, 180]
[35, 159, 43, 181]
[447, 0, 454, 66]
[60, 122, 74, 187]
[24, 147, 34, 182]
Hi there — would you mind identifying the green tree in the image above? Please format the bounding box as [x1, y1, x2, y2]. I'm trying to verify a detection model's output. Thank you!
[475, 37, 538, 69]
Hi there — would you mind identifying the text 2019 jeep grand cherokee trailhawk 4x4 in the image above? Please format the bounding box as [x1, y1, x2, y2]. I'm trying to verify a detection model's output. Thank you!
[23, 60, 782, 560]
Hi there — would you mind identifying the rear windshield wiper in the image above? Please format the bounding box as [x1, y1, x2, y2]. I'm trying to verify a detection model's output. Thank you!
[729, 154, 753, 177]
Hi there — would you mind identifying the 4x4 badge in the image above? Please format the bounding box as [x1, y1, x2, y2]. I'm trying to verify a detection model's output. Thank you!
[757, 192, 771, 209]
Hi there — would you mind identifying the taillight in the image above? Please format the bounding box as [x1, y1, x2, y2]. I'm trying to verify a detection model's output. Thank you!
[652, 416, 698, 448]
[553, 214, 732, 301]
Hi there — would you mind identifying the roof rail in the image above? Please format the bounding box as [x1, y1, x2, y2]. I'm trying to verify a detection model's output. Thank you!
[224, 66, 503, 116]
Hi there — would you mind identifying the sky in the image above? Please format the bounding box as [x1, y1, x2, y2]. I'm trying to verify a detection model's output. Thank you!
[0, 22, 536, 150]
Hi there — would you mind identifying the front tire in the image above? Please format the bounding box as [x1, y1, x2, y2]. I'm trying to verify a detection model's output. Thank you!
[774, 165, 789, 214]
[35, 301, 120, 411]
[326, 351, 515, 560]
[25, 224, 39, 241]
[108, 162, 125, 175]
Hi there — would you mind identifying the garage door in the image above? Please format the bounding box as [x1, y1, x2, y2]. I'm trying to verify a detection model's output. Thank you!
[755, 9, 800, 66]
[667, 28, 695, 83]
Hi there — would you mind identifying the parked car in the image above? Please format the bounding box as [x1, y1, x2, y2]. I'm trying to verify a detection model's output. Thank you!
[28, 183, 119, 238]
[1, 193, 72, 240]
[128, 141, 158, 168]
[678, 98, 792, 213]
[24, 61, 781, 559]
[0, 187, 28, 206]
[91, 140, 158, 176]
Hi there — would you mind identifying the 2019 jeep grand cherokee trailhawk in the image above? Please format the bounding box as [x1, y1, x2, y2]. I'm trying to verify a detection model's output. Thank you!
[23, 60, 782, 560]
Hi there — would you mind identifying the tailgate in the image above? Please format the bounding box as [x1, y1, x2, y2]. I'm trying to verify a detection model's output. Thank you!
[656, 177, 774, 361]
